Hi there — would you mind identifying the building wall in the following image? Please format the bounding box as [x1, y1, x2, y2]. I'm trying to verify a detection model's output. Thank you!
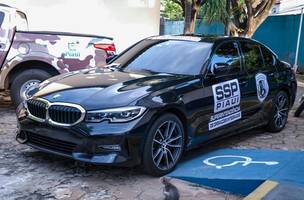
[0, 0, 160, 52]
[253, 14, 303, 70]
[272, 0, 304, 15]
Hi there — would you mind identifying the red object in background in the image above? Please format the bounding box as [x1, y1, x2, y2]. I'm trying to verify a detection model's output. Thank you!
[94, 43, 116, 57]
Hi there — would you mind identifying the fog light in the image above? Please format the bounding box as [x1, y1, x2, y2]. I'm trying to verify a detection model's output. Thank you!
[16, 131, 28, 144]
[98, 144, 121, 151]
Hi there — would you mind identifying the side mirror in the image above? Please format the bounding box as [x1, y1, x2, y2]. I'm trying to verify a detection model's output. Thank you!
[213, 62, 230, 74]
[206, 62, 216, 78]
[206, 62, 230, 78]
[214, 62, 229, 70]
[206, 69, 215, 78]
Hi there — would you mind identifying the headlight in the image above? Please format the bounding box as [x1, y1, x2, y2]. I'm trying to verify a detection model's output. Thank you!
[85, 106, 146, 123]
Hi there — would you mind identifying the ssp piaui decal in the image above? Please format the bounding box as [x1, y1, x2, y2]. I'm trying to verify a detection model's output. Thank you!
[209, 79, 242, 130]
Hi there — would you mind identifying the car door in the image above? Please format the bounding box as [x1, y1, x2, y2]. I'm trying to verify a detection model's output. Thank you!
[239, 41, 277, 123]
[200, 40, 250, 139]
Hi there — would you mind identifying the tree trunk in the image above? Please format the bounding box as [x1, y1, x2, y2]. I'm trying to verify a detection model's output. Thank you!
[184, 0, 193, 33]
[190, 8, 198, 33]
[243, 0, 276, 37]
[225, 0, 231, 36]
[183, 0, 205, 34]
[223, 0, 276, 37]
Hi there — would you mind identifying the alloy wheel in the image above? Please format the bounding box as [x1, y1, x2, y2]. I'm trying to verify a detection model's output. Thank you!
[152, 120, 183, 171]
[274, 93, 289, 129]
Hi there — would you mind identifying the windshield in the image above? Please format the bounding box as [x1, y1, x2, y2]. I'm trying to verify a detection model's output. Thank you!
[114, 39, 213, 75]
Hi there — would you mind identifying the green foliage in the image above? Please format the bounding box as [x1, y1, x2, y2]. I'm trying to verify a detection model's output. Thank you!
[200, 0, 246, 24]
[161, 0, 183, 20]
[200, 0, 228, 23]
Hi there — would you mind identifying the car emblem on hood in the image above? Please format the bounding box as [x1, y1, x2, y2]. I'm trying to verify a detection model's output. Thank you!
[52, 94, 61, 99]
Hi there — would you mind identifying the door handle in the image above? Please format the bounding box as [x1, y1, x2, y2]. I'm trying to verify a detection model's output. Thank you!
[269, 72, 280, 79]
[239, 80, 248, 86]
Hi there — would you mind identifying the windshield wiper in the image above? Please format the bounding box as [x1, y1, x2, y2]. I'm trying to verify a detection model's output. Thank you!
[129, 69, 157, 74]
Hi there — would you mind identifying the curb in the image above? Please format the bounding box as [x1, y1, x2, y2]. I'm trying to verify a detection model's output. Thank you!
[244, 180, 304, 200]
[243, 180, 278, 200]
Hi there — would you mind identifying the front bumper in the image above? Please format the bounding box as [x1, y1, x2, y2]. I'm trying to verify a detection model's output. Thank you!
[16, 102, 152, 167]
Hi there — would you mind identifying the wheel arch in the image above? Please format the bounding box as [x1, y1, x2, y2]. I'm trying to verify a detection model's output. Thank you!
[279, 83, 296, 109]
[5, 60, 60, 89]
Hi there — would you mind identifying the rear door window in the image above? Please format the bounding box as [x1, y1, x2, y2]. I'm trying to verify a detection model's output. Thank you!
[240, 41, 264, 73]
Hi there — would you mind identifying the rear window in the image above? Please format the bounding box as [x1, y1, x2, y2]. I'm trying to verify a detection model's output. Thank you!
[261, 46, 276, 69]
[115, 39, 213, 75]
[240, 41, 264, 72]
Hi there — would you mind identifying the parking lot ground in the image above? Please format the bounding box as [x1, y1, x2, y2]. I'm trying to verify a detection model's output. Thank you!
[0, 85, 303, 200]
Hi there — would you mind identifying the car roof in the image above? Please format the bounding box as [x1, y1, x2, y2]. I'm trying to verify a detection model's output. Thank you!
[148, 34, 255, 44]
[147, 34, 278, 57]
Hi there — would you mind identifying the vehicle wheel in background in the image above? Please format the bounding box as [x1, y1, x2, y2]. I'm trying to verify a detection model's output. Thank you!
[10, 69, 52, 107]
[294, 101, 304, 117]
[143, 113, 185, 176]
[266, 91, 289, 133]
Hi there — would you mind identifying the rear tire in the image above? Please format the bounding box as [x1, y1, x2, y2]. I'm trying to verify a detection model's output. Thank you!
[143, 113, 185, 176]
[10, 69, 52, 107]
[266, 91, 289, 133]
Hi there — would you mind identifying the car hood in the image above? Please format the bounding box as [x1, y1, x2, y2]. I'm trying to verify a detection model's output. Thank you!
[34, 68, 192, 110]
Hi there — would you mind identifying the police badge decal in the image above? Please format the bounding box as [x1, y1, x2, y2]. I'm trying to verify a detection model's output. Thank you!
[255, 73, 269, 103]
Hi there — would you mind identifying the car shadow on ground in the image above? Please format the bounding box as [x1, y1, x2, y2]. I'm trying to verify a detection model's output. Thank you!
[21, 127, 265, 176]
[22, 149, 144, 176]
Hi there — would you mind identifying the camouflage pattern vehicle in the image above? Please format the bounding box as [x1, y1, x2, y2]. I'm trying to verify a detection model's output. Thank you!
[0, 4, 115, 106]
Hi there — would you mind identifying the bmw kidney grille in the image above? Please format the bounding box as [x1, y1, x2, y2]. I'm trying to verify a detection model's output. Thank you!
[26, 98, 85, 126]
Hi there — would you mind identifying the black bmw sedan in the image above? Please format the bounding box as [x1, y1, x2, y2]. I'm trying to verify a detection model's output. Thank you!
[16, 35, 297, 176]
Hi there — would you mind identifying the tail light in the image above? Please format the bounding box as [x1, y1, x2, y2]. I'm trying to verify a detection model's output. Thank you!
[94, 43, 116, 57]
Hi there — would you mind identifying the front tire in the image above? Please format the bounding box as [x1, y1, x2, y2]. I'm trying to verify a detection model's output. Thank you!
[10, 69, 52, 107]
[143, 113, 185, 176]
[266, 91, 289, 132]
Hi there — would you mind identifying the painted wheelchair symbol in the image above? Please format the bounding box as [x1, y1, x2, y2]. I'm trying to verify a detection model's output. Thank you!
[203, 155, 279, 169]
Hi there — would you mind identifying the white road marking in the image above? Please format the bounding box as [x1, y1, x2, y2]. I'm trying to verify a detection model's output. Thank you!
[203, 155, 279, 169]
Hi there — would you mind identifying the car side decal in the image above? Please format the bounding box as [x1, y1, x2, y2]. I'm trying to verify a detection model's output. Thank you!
[209, 79, 242, 131]
[255, 73, 269, 103]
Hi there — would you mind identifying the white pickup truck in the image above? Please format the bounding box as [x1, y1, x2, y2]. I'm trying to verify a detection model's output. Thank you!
[0, 4, 116, 106]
